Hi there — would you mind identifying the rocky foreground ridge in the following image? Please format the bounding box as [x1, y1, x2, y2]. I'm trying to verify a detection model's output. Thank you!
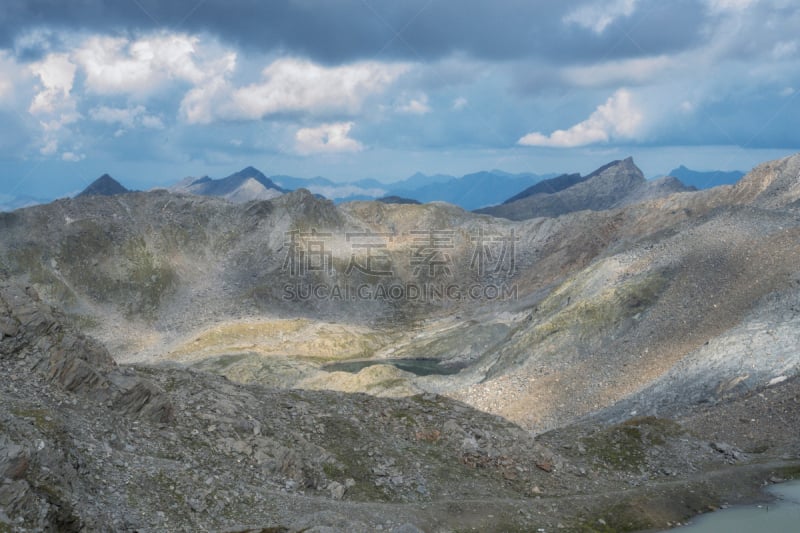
[2, 282, 800, 532]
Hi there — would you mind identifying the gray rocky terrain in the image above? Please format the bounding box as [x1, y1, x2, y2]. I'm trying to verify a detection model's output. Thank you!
[2, 153, 800, 531]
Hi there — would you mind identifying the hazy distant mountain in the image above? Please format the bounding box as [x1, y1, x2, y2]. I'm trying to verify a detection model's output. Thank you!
[0, 194, 50, 212]
[171, 166, 286, 203]
[388, 170, 554, 210]
[271, 175, 389, 203]
[255, 169, 554, 208]
[387, 172, 456, 192]
[478, 158, 693, 220]
[668, 165, 744, 189]
[77, 174, 129, 197]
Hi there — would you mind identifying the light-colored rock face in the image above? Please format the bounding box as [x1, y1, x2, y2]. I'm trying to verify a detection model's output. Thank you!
[727, 153, 800, 208]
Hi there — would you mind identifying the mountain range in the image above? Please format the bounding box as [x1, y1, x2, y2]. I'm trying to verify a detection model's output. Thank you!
[260, 169, 555, 209]
[1, 163, 745, 213]
[1, 152, 799, 530]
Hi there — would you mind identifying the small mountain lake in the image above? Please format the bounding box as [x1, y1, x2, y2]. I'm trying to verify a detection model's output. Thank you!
[321, 358, 463, 377]
[668, 480, 800, 532]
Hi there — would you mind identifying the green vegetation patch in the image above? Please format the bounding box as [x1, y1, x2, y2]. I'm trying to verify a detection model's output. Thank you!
[583, 416, 684, 471]
[775, 464, 800, 479]
[12, 407, 59, 432]
[576, 499, 657, 532]
[531, 270, 667, 343]
[7, 246, 77, 304]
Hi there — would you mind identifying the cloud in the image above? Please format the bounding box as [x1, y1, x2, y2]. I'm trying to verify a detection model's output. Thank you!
[28, 53, 81, 155]
[28, 53, 76, 114]
[182, 58, 409, 124]
[0, 1, 705, 65]
[61, 151, 85, 162]
[0, 78, 10, 102]
[518, 89, 644, 148]
[89, 104, 165, 132]
[140, 115, 165, 129]
[39, 139, 58, 155]
[561, 55, 677, 88]
[772, 41, 797, 59]
[0, 51, 32, 106]
[73, 33, 236, 96]
[452, 97, 468, 111]
[295, 122, 364, 154]
[564, 0, 639, 34]
[706, 0, 757, 14]
[396, 93, 431, 114]
[178, 77, 229, 125]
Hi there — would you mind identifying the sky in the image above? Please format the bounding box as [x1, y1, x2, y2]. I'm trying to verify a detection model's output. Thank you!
[0, 0, 798, 200]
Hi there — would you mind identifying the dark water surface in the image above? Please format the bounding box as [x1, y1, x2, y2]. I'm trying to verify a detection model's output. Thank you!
[321, 358, 463, 376]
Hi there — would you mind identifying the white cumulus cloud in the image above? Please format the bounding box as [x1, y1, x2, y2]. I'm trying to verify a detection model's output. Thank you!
[518, 89, 644, 148]
[74, 33, 236, 96]
[28, 53, 80, 156]
[295, 122, 364, 154]
[182, 58, 409, 124]
[29, 53, 77, 114]
[564, 0, 639, 34]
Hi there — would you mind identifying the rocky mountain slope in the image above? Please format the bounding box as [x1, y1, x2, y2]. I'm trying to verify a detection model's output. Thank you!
[1, 153, 800, 530]
[502, 172, 587, 204]
[477, 158, 694, 220]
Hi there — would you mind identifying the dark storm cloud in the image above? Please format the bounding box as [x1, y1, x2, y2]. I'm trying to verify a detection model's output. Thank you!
[0, 0, 706, 64]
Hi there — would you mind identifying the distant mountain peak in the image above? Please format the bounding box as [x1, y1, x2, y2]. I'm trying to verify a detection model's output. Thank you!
[77, 174, 129, 197]
[236, 166, 267, 178]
